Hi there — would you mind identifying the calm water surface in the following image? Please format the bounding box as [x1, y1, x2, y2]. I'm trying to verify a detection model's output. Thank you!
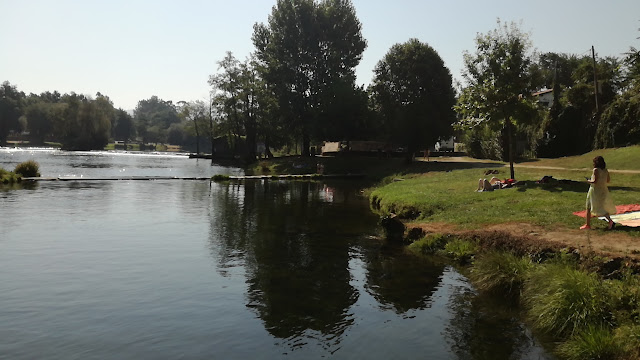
[0, 149, 552, 359]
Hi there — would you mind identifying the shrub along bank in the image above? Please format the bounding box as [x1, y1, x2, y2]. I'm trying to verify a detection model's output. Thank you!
[0, 160, 41, 184]
[408, 232, 640, 360]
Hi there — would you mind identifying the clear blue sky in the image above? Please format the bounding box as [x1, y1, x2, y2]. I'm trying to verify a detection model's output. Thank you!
[1, 0, 638, 110]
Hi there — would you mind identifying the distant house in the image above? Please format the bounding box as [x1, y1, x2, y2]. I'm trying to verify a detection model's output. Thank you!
[532, 89, 554, 108]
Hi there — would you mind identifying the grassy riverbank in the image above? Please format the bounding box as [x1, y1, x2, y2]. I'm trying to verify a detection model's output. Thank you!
[408, 232, 640, 360]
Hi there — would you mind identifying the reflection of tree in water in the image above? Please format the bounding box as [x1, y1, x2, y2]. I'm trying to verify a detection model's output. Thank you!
[208, 180, 377, 351]
[363, 244, 447, 313]
[445, 279, 550, 360]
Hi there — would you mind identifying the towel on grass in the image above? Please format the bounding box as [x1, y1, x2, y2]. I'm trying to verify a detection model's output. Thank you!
[573, 204, 640, 227]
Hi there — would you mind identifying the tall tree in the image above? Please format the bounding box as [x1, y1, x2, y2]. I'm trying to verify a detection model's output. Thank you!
[371, 39, 456, 161]
[252, 0, 367, 156]
[456, 20, 538, 179]
[0, 81, 24, 146]
[113, 108, 136, 146]
[133, 96, 180, 144]
[178, 100, 207, 155]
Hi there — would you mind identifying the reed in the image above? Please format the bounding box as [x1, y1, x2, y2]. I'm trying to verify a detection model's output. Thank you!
[14, 160, 40, 177]
[470, 251, 533, 298]
[556, 325, 621, 360]
[523, 263, 612, 337]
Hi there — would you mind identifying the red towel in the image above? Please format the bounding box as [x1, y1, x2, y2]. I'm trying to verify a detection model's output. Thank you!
[573, 204, 640, 218]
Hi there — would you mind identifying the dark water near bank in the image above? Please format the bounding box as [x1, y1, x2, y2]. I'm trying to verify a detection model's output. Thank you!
[0, 149, 552, 359]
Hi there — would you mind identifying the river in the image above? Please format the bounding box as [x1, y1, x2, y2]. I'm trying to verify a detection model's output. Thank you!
[0, 148, 552, 359]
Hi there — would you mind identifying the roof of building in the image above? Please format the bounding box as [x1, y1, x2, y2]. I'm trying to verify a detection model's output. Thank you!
[532, 89, 553, 96]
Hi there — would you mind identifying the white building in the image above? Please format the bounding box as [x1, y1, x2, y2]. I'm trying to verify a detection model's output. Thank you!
[532, 89, 554, 108]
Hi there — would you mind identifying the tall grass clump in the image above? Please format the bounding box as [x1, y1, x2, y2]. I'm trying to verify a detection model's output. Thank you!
[407, 234, 449, 255]
[556, 325, 622, 360]
[441, 238, 478, 263]
[14, 160, 40, 177]
[614, 324, 640, 359]
[523, 264, 612, 337]
[470, 251, 533, 298]
[0, 167, 21, 184]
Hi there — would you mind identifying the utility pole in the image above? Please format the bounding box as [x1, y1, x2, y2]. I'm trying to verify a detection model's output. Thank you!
[592, 45, 599, 113]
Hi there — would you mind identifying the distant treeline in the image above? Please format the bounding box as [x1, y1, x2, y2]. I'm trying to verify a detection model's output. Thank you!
[1, 1, 639, 163]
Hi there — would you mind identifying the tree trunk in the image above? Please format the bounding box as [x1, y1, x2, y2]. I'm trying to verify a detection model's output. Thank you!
[194, 120, 200, 155]
[506, 116, 515, 180]
[302, 133, 310, 157]
[264, 135, 273, 159]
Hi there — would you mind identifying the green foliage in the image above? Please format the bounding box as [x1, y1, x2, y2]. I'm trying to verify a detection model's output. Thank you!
[14, 160, 40, 177]
[211, 174, 230, 182]
[614, 324, 640, 359]
[595, 82, 640, 148]
[523, 264, 612, 336]
[0, 167, 21, 184]
[113, 108, 136, 143]
[407, 233, 449, 255]
[0, 81, 25, 146]
[470, 251, 533, 297]
[134, 96, 180, 144]
[252, 0, 367, 156]
[460, 123, 504, 160]
[371, 38, 456, 156]
[556, 326, 622, 360]
[441, 238, 478, 263]
[456, 20, 539, 177]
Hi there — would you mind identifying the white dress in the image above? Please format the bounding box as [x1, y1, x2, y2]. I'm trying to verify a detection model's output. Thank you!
[586, 168, 616, 216]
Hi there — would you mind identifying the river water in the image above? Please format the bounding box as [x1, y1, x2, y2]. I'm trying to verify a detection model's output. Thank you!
[0, 149, 552, 359]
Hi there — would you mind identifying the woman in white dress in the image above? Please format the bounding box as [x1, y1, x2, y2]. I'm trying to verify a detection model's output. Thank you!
[581, 156, 616, 230]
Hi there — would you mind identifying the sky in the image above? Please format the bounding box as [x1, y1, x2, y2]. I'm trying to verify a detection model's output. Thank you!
[1, 0, 639, 111]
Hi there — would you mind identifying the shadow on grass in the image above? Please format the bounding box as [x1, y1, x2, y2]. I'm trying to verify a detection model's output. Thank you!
[515, 180, 589, 193]
[250, 155, 506, 180]
[609, 186, 640, 191]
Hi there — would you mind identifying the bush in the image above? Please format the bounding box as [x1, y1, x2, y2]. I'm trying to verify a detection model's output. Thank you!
[557, 326, 621, 360]
[470, 251, 533, 298]
[407, 234, 449, 255]
[523, 264, 612, 337]
[14, 160, 40, 177]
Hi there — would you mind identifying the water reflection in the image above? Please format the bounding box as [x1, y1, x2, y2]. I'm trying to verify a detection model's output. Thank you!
[208, 180, 371, 351]
[445, 273, 553, 360]
[363, 246, 446, 314]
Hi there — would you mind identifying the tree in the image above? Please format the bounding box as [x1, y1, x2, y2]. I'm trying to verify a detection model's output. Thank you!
[24, 99, 54, 145]
[252, 0, 367, 156]
[114, 109, 136, 146]
[133, 96, 180, 144]
[456, 20, 538, 179]
[179, 100, 207, 154]
[54, 93, 112, 150]
[371, 39, 456, 161]
[0, 81, 24, 146]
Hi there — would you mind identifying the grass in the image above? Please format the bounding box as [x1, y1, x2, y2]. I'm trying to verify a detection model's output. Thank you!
[370, 166, 640, 231]
[523, 263, 612, 337]
[470, 251, 533, 298]
[441, 238, 478, 263]
[407, 233, 450, 255]
[0, 167, 21, 184]
[14, 160, 40, 177]
[556, 326, 622, 360]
